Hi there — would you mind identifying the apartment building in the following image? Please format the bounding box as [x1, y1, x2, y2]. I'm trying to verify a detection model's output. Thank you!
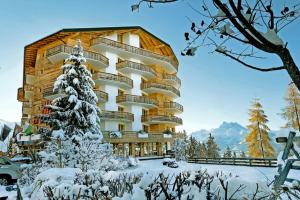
[17, 26, 183, 157]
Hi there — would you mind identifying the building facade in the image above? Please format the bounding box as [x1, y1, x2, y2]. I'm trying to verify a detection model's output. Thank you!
[17, 26, 183, 157]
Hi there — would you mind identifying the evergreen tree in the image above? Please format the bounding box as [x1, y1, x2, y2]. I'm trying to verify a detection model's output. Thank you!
[173, 139, 188, 161]
[240, 151, 246, 158]
[282, 83, 300, 131]
[206, 133, 220, 158]
[245, 99, 275, 158]
[198, 142, 207, 158]
[233, 151, 237, 158]
[46, 40, 101, 138]
[43, 40, 104, 171]
[223, 146, 232, 158]
[187, 136, 198, 158]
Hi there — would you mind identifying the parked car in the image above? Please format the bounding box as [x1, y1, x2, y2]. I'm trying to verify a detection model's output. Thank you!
[0, 157, 21, 185]
[162, 158, 179, 168]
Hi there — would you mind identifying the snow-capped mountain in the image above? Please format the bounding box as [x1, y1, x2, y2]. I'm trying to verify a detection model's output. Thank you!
[191, 122, 285, 153]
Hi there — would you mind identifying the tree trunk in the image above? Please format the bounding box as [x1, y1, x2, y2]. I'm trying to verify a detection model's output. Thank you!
[279, 48, 300, 90]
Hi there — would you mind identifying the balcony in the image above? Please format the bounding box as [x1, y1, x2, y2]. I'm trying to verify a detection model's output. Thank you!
[100, 111, 134, 122]
[94, 90, 108, 103]
[23, 102, 32, 115]
[93, 72, 133, 89]
[46, 44, 109, 69]
[163, 74, 181, 88]
[141, 82, 180, 98]
[24, 85, 34, 99]
[102, 131, 174, 143]
[116, 94, 158, 108]
[116, 60, 156, 79]
[43, 87, 61, 100]
[164, 102, 183, 114]
[142, 115, 182, 125]
[91, 37, 178, 73]
[17, 87, 25, 102]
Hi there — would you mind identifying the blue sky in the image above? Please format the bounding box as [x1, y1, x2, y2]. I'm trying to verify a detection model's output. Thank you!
[0, 0, 299, 132]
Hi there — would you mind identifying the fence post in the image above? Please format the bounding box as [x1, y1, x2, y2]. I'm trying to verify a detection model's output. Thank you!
[249, 158, 252, 166]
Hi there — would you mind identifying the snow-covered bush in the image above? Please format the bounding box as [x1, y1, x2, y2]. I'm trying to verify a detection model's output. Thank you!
[119, 170, 271, 200]
[24, 168, 142, 200]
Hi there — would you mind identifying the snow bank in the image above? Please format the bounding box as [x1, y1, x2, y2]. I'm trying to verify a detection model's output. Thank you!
[27, 168, 82, 200]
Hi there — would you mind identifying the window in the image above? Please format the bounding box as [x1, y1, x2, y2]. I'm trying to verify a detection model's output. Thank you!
[118, 106, 124, 112]
[118, 124, 125, 131]
[143, 125, 149, 133]
[118, 89, 125, 96]
[0, 158, 10, 165]
[142, 109, 148, 116]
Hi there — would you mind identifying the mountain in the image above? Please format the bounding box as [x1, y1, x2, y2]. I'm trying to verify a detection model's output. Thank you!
[191, 121, 286, 153]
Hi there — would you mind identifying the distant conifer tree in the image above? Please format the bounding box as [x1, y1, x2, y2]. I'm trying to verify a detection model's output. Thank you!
[282, 83, 300, 131]
[246, 99, 275, 158]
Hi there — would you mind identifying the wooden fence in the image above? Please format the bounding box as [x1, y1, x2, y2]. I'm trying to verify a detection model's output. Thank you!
[188, 157, 277, 167]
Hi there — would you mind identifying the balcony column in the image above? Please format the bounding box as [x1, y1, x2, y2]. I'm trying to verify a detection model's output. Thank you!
[157, 142, 163, 156]
[129, 143, 136, 157]
[140, 143, 145, 157]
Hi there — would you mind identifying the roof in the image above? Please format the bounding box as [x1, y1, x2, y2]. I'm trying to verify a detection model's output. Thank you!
[22, 26, 179, 87]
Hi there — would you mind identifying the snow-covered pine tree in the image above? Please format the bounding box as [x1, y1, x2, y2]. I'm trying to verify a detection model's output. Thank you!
[43, 40, 104, 171]
[198, 142, 207, 158]
[240, 151, 246, 158]
[173, 139, 188, 161]
[206, 133, 220, 158]
[282, 83, 300, 131]
[46, 39, 101, 138]
[223, 146, 232, 158]
[187, 136, 198, 158]
[246, 99, 275, 158]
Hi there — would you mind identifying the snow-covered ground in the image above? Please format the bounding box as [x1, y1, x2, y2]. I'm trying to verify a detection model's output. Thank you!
[1, 159, 299, 199]
[113, 159, 299, 183]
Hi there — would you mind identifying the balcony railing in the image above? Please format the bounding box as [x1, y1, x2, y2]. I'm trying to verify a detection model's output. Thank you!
[93, 72, 133, 88]
[46, 44, 109, 65]
[43, 87, 59, 98]
[94, 90, 108, 102]
[141, 115, 183, 125]
[91, 37, 178, 71]
[102, 131, 174, 142]
[116, 94, 158, 107]
[164, 102, 183, 113]
[163, 74, 181, 86]
[100, 111, 134, 122]
[116, 60, 156, 77]
[17, 87, 25, 102]
[141, 82, 180, 97]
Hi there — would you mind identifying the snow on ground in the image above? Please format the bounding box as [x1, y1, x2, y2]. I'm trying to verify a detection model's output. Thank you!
[0, 186, 17, 200]
[110, 159, 299, 184]
[1, 159, 299, 199]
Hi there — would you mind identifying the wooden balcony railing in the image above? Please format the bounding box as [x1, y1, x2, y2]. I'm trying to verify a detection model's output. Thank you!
[17, 87, 25, 102]
[141, 115, 183, 125]
[93, 72, 133, 88]
[46, 44, 109, 65]
[100, 111, 134, 121]
[94, 90, 108, 102]
[163, 74, 181, 86]
[116, 60, 156, 76]
[164, 102, 183, 112]
[116, 94, 158, 107]
[141, 82, 180, 97]
[91, 37, 178, 71]
[43, 87, 58, 98]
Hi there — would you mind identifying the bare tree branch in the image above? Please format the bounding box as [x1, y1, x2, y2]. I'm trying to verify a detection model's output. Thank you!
[216, 49, 285, 72]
